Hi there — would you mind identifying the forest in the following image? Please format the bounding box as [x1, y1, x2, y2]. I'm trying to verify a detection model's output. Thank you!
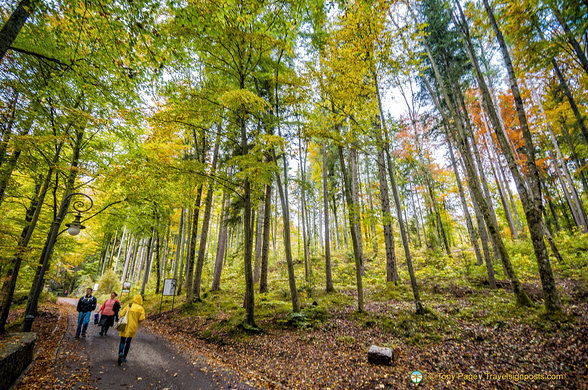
[0, 0, 586, 388]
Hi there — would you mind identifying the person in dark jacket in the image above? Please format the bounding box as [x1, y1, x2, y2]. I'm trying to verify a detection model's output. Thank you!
[75, 287, 97, 338]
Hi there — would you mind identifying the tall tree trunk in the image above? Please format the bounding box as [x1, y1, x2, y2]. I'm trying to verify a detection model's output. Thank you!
[140, 228, 155, 296]
[113, 225, 127, 273]
[408, 178, 422, 248]
[480, 0, 561, 312]
[560, 117, 588, 201]
[193, 133, 221, 301]
[274, 152, 300, 313]
[173, 209, 184, 282]
[533, 91, 588, 232]
[350, 147, 364, 274]
[322, 143, 333, 292]
[338, 145, 364, 312]
[375, 124, 399, 283]
[121, 236, 135, 284]
[552, 60, 588, 144]
[414, 184, 430, 249]
[549, 5, 588, 75]
[446, 134, 484, 267]
[341, 196, 349, 249]
[331, 196, 341, 250]
[259, 183, 272, 293]
[211, 190, 230, 292]
[184, 185, 203, 301]
[0, 0, 33, 63]
[299, 142, 311, 283]
[239, 92, 256, 327]
[155, 230, 161, 294]
[418, 33, 529, 305]
[364, 158, 378, 255]
[385, 145, 424, 313]
[253, 201, 263, 283]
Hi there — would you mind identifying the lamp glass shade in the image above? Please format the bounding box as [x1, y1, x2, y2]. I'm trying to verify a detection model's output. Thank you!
[68, 224, 81, 236]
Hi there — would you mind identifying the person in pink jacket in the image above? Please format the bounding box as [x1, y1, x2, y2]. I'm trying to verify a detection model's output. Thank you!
[98, 292, 120, 336]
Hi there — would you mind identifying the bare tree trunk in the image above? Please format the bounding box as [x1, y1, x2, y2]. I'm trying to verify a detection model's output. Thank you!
[552, 59, 588, 144]
[418, 33, 527, 305]
[0, 0, 33, 63]
[155, 230, 161, 294]
[446, 134, 484, 266]
[322, 143, 333, 292]
[185, 184, 203, 301]
[414, 184, 429, 249]
[549, 5, 588, 75]
[338, 145, 364, 312]
[385, 146, 424, 313]
[113, 225, 127, 273]
[481, 0, 561, 312]
[193, 133, 221, 301]
[140, 228, 155, 295]
[477, 97, 518, 238]
[253, 201, 264, 283]
[298, 137, 311, 283]
[377, 144, 400, 283]
[178, 208, 189, 295]
[350, 147, 365, 275]
[274, 151, 300, 313]
[211, 190, 230, 292]
[364, 158, 378, 255]
[121, 236, 135, 284]
[560, 117, 588, 202]
[408, 178, 422, 247]
[534, 93, 588, 232]
[259, 183, 272, 293]
[331, 197, 341, 251]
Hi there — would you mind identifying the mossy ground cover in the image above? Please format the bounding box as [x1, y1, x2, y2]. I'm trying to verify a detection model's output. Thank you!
[140, 233, 588, 389]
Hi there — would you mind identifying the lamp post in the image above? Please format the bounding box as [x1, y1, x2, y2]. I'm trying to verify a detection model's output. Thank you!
[23, 192, 93, 332]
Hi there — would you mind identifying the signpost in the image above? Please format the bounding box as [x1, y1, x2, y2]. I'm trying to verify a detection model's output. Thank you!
[122, 281, 131, 297]
[93, 283, 99, 292]
[159, 279, 177, 314]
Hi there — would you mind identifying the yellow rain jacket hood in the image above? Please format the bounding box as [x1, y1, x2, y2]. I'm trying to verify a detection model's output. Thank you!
[118, 294, 145, 338]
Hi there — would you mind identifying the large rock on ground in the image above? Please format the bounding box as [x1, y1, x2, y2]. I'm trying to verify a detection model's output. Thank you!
[0, 332, 37, 389]
[367, 345, 393, 365]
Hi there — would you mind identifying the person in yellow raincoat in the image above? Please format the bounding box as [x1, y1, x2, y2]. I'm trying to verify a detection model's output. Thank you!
[117, 295, 145, 365]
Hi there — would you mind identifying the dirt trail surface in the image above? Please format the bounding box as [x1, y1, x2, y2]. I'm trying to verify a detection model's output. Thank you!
[54, 298, 256, 390]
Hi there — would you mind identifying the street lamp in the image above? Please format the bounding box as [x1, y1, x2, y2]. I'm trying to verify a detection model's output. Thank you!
[65, 194, 93, 236]
[23, 192, 93, 332]
[66, 214, 85, 236]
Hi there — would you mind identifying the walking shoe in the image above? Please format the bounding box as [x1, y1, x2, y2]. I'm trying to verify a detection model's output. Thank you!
[122, 358, 127, 363]
[82, 333, 86, 337]
[118, 354, 123, 366]
[74, 335, 80, 339]
[99, 331, 103, 336]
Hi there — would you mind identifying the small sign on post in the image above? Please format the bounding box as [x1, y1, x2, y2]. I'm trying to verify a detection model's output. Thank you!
[122, 281, 131, 294]
[93, 283, 99, 292]
[162, 279, 176, 296]
[160, 279, 177, 313]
